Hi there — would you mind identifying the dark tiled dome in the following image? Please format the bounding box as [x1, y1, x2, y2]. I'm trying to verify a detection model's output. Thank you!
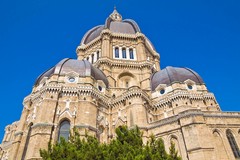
[81, 9, 140, 45]
[80, 8, 155, 50]
[35, 58, 109, 87]
[151, 66, 204, 91]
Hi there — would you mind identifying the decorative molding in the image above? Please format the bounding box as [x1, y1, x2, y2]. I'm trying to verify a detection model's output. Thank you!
[74, 124, 97, 132]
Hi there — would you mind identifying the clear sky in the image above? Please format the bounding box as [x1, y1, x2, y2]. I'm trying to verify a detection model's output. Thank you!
[0, 0, 239, 141]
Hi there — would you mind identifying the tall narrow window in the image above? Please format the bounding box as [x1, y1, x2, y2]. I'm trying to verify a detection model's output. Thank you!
[122, 48, 126, 59]
[115, 47, 119, 58]
[129, 49, 134, 59]
[97, 51, 100, 60]
[22, 123, 33, 160]
[91, 54, 94, 63]
[126, 81, 129, 88]
[58, 120, 70, 142]
[226, 130, 240, 158]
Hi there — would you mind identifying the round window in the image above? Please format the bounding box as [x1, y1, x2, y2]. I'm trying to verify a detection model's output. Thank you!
[160, 89, 165, 94]
[98, 86, 103, 91]
[68, 77, 75, 83]
[187, 85, 193, 90]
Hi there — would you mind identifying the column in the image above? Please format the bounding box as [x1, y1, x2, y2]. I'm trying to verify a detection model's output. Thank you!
[126, 48, 130, 59]
[133, 48, 137, 60]
[119, 47, 122, 59]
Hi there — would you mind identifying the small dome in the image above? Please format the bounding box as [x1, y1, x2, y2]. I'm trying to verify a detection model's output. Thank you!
[35, 58, 109, 87]
[151, 66, 204, 91]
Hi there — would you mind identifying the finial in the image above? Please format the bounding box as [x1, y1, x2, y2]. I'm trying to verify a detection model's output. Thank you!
[110, 6, 122, 21]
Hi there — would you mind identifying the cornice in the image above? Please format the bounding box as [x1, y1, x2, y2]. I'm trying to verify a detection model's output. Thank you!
[204, 112, 240, 118]
[95, 57, 154, 69]
[143, 110, 240, 130]
[76, 30, 158, 56]
[152, 91, 216, 109]
[28, 84, 110, 106]
[14, 131, 23, 137]
[0, 141, 13, 149]
[32, 123, 53, 128]
[74, 124, 97, 132]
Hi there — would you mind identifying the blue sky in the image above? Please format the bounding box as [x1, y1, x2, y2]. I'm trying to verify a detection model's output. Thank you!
[0, 0, 239, 141]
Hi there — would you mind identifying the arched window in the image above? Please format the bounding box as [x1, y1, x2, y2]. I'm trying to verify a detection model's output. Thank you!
[226, 130, 240, 158]
[115, 47, 119, 58]
[97, 51, 100, 60]
[58, 120, 70, 142]
[129, 49, 134, 59]
[122, 48, 126, 59]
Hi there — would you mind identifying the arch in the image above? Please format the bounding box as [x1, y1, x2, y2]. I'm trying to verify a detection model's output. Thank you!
[212, 128, 223, 136]
[118, 72, 135, 79]
[58, 120, 70, 142]
[212, 130, 229, 159]
[97, 125, 105, 142]
[22, 123, 33, 160]
[226, 129, 240, 158]
[117, 72, 138, 88]
[107, 75, 116, 87]
[170, 135, 182, 157]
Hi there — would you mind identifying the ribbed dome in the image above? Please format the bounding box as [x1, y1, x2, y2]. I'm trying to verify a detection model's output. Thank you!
[35, 58, 109, 87]
[81, 9, 140, 45]
[151, 66, 204, 91]
[80, 8, 155, 51]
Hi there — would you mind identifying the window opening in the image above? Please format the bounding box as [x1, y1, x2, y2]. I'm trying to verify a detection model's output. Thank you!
[122, 48, 126, 59]
[97, 51, 100, 60]
[22, 124, 33, 160]
[91, 54, 94, 63]
[126, 81, 129, 88]
[226, 130, 240, 158]
[58, 120, 70, 142]
[115, 47, 119, 58]
[129, 49, 134, 59]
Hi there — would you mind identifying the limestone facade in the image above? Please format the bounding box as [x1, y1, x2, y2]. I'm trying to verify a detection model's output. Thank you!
[1, 9, 240, 160]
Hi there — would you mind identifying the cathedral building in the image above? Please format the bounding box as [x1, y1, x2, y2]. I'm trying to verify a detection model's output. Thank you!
[1, 9, 240, 160]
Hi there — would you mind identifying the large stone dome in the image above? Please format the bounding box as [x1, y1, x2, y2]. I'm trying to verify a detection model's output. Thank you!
[81, 9, 141, 45]
[35, 58, 109, 87]
[80, 8, 155, 51]
[151, 66, 204, 91]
